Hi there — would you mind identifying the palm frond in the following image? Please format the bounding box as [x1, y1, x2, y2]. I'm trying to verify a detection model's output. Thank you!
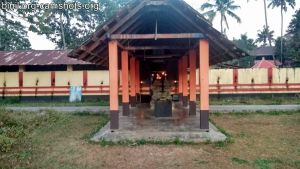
[202, 10, 217, 23]
[223, 15, 230, 29]
[200, 3, 215, 11]
[227, 10, 241, 23]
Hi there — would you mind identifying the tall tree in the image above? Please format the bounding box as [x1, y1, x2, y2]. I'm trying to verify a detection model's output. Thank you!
[233, 33, 257, 52]
[31, 0, 77, 49]
[0, 0, 35, 50]
[268, 0, 296, 63]
[200, 0, 241, 34]
[31, 0, 129, 49]
[247, 0, 273, 46]
[255, 25, 275, 46]
[284, 9, 300, 62]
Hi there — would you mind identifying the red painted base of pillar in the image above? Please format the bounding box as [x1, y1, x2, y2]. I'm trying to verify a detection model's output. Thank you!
[200, 110, 209, 131]
[189, 101, 196, 116]
[110, 110, 119, 130]
[122, 103, 130, 116]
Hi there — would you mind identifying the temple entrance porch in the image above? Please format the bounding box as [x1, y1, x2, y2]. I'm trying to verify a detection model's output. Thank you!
[108, 37, 210, 131]
[69, 0, 246, 143]
[91, 104, 226, 143]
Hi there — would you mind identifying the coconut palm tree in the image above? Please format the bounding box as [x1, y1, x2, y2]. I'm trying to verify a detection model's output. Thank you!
[200, 0, 241, 34]
[247, 0, 273, 47]
[268, 0, 296, 64]
[255, 26, 275, 46]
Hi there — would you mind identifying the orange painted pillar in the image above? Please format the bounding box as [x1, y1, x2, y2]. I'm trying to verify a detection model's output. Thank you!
[108, 40, 119, 129]
[121, 50, 129, 116]
[178, 59, 183, 101]
[130, 57, 136, 107]
[182, 55, 188, 107]
[189, 49, 197, 115]
[199, 39, 210, 130]
[135, 59, 140, 103]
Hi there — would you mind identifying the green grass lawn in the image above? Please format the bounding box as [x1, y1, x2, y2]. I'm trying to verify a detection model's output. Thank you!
[0, 98, 108, 107]
[0, 95, 300, 107]
[1, 109, 299, 169]
[210, 96, 300, 105]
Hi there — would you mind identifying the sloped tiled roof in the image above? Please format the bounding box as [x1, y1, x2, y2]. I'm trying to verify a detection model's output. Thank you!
[0, 50, 91, 66]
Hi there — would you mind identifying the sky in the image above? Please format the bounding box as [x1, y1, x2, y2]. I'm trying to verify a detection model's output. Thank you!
[28, 0, 300, 50]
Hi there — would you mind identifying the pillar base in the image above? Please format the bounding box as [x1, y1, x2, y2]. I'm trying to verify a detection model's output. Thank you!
[178, 93, 183, 102]
[136, 93, 140, 104]
[200, 110, 209, 130]
[189, 101, 196, 116]
[122, 103, 130, 116]
[130, 96, 136, 107]
[183, 96, 188, 107]
[110, 110, 119, 130]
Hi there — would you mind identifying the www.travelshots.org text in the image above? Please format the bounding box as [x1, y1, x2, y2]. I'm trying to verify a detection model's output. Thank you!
[0, 2, 100, 11]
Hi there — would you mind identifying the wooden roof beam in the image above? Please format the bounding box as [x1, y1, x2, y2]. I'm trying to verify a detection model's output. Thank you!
[77, 0, 148, 60]
[110, 33, 204, 40]
[167, 3, 239, 60]
[124, 45, 190, 50]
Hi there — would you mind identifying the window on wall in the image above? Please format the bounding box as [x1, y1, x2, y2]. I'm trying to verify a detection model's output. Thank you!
[25, 65, 67, 72]
[0, 66, 19, 72]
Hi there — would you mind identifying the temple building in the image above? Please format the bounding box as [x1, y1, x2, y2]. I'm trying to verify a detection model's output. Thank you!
[69, 0, 246, 130]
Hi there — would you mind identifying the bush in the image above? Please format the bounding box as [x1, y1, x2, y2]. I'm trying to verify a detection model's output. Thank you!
[0, 135, 15, 152]
[0, 110, 62, 153]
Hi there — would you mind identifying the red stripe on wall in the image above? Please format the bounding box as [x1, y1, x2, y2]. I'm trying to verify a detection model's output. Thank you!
[268, 68, 273, 85]
[51, 71, 55, 87]
[19, 72, 23, 87]
[233, 69, 238, 89]
[83, 71, 88, 87]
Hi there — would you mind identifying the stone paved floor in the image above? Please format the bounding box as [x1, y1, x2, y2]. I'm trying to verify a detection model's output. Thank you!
[91, 106, 227, 143]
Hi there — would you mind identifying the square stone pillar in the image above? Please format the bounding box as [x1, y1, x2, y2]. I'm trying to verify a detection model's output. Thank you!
[135, 60, 140, 103]
[199, 39, 210, 130]
[130, 57, 136, 107]
[182, 55, 188, 107]
[108, 40, 119, 129]
[178, 59, 183, 101]
[121, 51, 129, 116]
[189, 49, 197, 116]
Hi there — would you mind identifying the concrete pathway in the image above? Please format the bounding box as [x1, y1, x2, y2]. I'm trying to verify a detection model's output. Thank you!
[6, 105, 300, 113]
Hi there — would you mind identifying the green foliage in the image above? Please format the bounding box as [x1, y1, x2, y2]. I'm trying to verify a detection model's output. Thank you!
[200, 0, 241, 34]
[276, 9, 300, 64]
[268, 0, 296, 12]
[32, 0, 130, 49]
[231, 157, 249, 165]
[255, 26, 275, 46]
[254, 158, 282, 169]
[0, 0, 35, 50]
[233, 33, 257, 52]
[0, 110, 61, 153]
[18, 150, 33, 159]
[0, 135, 15, 152]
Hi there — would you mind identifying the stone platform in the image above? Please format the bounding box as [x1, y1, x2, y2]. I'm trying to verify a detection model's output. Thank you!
[91, 113, 226, 143]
